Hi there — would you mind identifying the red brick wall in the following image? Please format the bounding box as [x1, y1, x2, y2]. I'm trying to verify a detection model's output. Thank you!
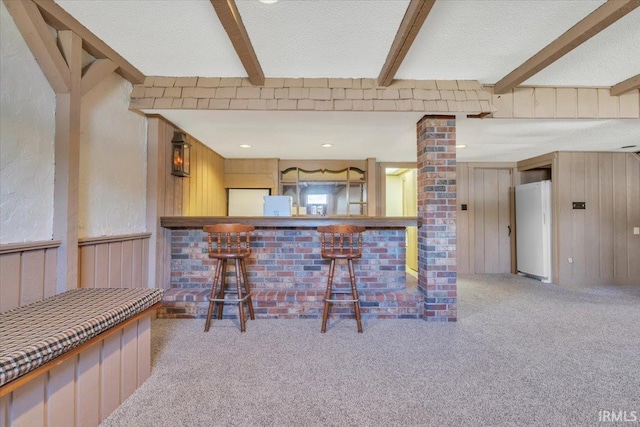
[417, 116, 457, 321]
[170, 228, 407, 290]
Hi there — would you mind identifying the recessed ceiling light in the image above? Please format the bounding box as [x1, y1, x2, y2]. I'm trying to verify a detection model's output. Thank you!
[456, 144, 467, 149]
[258, 0, 278, 4]
[321, 143, 333, 148]
[240, 144, 251, 148]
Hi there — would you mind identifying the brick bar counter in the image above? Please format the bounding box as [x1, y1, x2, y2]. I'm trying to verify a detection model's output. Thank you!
[159, 216, 422, 320]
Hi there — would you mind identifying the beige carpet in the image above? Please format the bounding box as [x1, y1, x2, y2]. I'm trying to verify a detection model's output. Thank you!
[100, 274, 640, 427]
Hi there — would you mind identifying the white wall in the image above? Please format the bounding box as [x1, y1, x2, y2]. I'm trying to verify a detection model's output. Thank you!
[79, 73, 147, 238]
[0, 2, 56, 244]
[385, 175, 403, 216]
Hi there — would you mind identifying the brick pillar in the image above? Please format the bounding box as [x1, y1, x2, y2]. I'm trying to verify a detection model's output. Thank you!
[417, 116, 457, 321]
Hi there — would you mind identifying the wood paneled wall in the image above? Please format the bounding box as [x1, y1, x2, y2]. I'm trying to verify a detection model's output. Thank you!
[556, 152, 640, 286]
[489, 86, 639, 119]
[146, 117, 226, 289]
[224, 158, 279, 195]
[0, 241, 60, 312]
[0, 315, 151, 427]
[78, 233, 151, 289]
[182, 135, 226, 216]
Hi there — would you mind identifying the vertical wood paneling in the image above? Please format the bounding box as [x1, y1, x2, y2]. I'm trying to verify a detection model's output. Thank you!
[101, 332, 122, 421]
[4, 313, 154, 427]
[108, 242, 122, 288]
[628, 156, 640, 281]
[556, 152, 639, 286]
[612, 154, 628, 279]
[94, 244, 109, 288]
[0, 245, 59, 311]
[76, 344, 101, 427]
[47, 357, 76, 427]
[557, 154, 573, 284]
[577, 88, 598, 118]
[598, 154, 614, 280]
[44, 249, 57, 298]
[498, 170, 511, 273]
[457, 164, 470, 274]
[556, 88, 577, 118]
[137, 316, 151, 385]
[473, 169, 485, 272]
[570, 153, 586, 280]
[0, 394, 9, 427]
[584, 154, 601, 280]
[513, 88, 534, 118]
[121, 240, 133, 288]
[121, 322, 139, 401]
[11, 375, 45, 427]
[0, 253, 21, 311]
[132, 238, 144, 289]
[483, 170, 500, 273]
[142, 238, 149, 288]
[20, 250, 45, 305]
[79, 245, 95, 288]
[78, 235, 150, 289]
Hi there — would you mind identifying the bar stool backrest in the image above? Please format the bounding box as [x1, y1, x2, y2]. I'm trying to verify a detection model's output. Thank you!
[318, 224, 366, 259]
[203, 224, 254, 258]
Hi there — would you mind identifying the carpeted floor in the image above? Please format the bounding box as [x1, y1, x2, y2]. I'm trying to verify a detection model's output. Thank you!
[100, 274, 640, 427]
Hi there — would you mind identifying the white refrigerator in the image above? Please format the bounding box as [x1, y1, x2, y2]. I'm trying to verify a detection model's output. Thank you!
[515, 180, 552, 282]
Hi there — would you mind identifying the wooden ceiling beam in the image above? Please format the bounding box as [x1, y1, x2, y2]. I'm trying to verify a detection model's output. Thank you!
[377, 0, 436, 87]
[31, 0, 145, 85]
[610, 73, 640, 96]
[210, 0, 265, 86]
[81, 59, 118, 96]
[494, 0, 640, 94]
[3, 0, 70, 93]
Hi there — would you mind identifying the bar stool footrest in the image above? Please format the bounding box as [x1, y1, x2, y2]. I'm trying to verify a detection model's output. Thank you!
[325, 298, 360, 303]
[209, 294, 251, 303]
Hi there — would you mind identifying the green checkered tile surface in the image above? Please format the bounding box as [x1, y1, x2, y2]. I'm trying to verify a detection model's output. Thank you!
[0, 288, 163, 387]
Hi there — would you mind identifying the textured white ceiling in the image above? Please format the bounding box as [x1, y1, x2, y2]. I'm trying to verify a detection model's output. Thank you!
[149, 109, 640, 162]
[54, 0, 640, 163]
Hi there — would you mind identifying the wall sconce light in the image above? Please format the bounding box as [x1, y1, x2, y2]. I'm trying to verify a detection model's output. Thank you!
[171, 131, 191, 177]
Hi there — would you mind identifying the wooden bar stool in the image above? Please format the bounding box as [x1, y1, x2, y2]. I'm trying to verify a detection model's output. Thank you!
[318, 224, 366, 333]
[203, 224, 255, 332]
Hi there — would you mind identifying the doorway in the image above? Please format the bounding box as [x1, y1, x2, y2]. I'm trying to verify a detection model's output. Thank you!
[471, 168, 513, 273]
[384, 167, 418, 275]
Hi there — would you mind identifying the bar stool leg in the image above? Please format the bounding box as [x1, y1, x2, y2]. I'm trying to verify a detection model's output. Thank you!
[348, 259, 363, 333]
[321, 259, 336, 333]
[240, 259, 255, 320]
[234, 258, 247, 332]
[205, 259, 224, 332]
[216, 260, 227, 321]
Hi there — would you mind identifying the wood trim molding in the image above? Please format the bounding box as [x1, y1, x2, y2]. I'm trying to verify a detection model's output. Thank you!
[610, 73, 640, 96]
[81, 58, 118, 96]
[31, 0, 145, 84]
[494, 0, 640, 94]
[160, 216, 421, 228]
[210, 0, 264, 86]
[2, 0, 70, 93]
[0, 240, 62, 255]
[377, 0, 436, 87]
[517, 152, 557, 171]
[78, 232, 152, 246]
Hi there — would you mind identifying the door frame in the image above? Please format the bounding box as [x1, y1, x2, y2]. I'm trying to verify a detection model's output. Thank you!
[463, 162, 517, 274]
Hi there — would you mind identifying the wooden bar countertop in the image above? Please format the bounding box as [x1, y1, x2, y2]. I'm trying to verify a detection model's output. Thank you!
[160, 216, 421, 229]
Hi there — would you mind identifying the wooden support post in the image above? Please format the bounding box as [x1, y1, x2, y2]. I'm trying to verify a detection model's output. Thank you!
[53, 30, 82, 292]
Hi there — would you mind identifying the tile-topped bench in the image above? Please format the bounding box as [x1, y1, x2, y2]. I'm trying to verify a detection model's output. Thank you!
[0, 288, 163, 426]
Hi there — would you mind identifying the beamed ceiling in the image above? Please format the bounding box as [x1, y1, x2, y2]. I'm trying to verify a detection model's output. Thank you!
[16, 0, 640, 161]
